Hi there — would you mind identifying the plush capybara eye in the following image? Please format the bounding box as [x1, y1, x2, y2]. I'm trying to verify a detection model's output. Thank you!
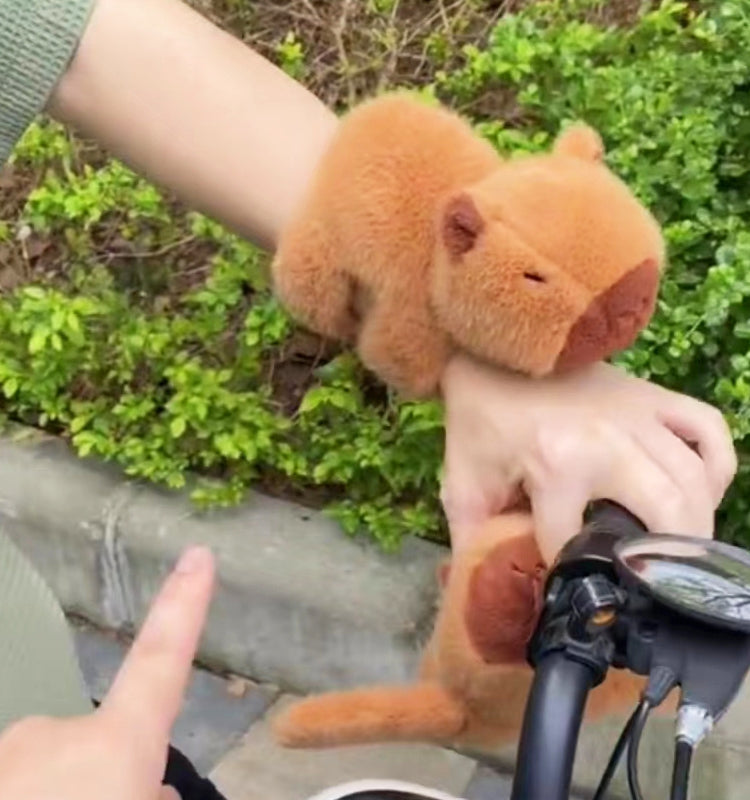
[523, 271, 547, 284]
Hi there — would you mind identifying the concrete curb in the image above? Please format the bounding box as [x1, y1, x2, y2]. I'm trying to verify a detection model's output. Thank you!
[0, 425, 445, 693]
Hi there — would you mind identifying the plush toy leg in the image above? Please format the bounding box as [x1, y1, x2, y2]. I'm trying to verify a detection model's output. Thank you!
[272, 220, 357, 341]
[273, 684, 467, 748]
[357, 295, 449, 398]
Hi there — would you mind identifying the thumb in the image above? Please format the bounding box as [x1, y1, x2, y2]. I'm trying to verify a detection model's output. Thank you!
[530, 480, 590, 565]
[441, 472, 515, 552]
[160, 788, 182, 800]
[99, 546, 216, 753]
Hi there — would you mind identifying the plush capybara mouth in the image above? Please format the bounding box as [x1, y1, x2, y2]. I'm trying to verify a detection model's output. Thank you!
[554, 258, 659, 372]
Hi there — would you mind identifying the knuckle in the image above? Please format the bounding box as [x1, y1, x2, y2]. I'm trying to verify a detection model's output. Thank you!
[680, 450, 709, 490]
[530, 423, 581, 473]
[439, 482, 478, 522]
[704, 402, 729, 429]
[701, 402, 734, 442]
[651, 484, 689, 530]
[439, 474, 465, 509]
[528, 418, 612, 489]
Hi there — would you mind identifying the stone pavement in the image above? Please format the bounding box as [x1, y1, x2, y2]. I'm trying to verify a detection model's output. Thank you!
[72, 613, 750, 800]
[73, 620, 514, 800]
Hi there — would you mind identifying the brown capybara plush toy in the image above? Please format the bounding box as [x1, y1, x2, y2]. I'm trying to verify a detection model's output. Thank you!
[273, 513, 672, 755]
[272, 93, 665, 397]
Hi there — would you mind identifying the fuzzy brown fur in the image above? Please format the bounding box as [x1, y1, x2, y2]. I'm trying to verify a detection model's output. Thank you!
[273, 514, 675, 754]
[272, 93, 666, 397]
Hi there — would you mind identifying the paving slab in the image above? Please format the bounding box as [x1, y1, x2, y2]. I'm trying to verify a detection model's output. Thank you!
[73, 622, 278, 774]
[210, 695, 476, 800]
[462, 765, 513, 800]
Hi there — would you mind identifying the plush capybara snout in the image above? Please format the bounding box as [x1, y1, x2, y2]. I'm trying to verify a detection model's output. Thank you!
[555, 257, 659, 372]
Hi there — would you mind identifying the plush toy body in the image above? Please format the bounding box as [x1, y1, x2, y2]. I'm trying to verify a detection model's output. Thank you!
[272, 93, 665, 397]
[273, 514, 668, 754]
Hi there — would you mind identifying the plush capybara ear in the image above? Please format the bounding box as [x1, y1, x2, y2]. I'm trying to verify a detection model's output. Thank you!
[553, 123, 604, 162]
[442, 192, 485, 258]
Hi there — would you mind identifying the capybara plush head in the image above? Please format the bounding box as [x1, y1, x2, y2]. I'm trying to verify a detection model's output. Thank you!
[432, 123, 664, 378]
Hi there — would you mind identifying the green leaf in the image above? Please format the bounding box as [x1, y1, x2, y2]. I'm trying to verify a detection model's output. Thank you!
[3, 378, 18, 399]
[170, 417, 187, 438]
[28, 328, 47, 354]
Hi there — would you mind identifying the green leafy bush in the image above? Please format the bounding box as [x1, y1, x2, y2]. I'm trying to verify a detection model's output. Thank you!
[0, 163, 445, 549]
[2, 0, 750, 548]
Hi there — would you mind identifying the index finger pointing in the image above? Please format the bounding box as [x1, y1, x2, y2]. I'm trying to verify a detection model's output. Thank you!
[99, 546, 216, 748]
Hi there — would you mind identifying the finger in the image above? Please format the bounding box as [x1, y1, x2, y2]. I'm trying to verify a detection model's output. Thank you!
[628, 421, 714, 536]
[593, 428, 711, 539]
[100, 546, 216, 748]
[657, 395, 737, 505]
[440, 453, 515, 552]
[160, 787, 182, 800]
[526, 420, 703, 559]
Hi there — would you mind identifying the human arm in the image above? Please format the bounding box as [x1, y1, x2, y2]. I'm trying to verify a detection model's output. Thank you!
[0, 545, 216, 800]
[1, 0, 337, 252]
[48, 0, 337, 251]
[440, 355, 737, 563]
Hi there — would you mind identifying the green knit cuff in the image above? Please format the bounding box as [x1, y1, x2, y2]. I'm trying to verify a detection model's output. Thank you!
[0, 0, 96, 165]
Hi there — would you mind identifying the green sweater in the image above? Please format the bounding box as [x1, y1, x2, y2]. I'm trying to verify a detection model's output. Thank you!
[0, 0, 96, 727]
[0, 0, 95, 165]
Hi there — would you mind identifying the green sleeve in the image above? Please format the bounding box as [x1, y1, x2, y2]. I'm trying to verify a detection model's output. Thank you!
[0, 0, 96, 165]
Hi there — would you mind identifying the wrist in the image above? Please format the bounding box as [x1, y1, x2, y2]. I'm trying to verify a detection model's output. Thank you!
[440, 353, 479, 398]
[440, 352, 511, 401]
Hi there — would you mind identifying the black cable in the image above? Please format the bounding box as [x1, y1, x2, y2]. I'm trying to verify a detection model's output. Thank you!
[670, 739, 693, 800]
[592, 701, 643, 800]
[627, 700, 652, 800]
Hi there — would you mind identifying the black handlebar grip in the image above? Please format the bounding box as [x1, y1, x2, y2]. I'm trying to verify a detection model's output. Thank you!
[583, 499, 647, 535]
[549, 500, 648, 583]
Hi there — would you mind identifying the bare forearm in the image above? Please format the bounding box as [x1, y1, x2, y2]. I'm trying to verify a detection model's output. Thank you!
[48, 0, 337, 250]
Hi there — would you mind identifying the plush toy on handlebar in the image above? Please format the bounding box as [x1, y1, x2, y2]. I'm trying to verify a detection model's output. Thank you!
[272, 92, 665, 397]
[273, 513, 673, 754]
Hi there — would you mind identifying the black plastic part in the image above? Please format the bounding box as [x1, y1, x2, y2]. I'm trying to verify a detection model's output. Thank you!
[326, 794, 451, 800]
[527, 606, 616, 684]
[643, 664, 678, 706]
[163, 745, 227, 800]
[650, 615, 750, 721]
[510, 653, 597, 800]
